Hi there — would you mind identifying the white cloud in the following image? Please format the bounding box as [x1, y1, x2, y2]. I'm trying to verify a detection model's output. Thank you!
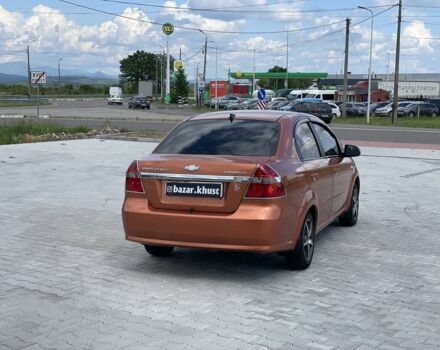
[402, 21, 434, 53]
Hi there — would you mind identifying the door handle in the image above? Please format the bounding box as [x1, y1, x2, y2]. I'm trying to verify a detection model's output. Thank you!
[310, 173, 318, 182]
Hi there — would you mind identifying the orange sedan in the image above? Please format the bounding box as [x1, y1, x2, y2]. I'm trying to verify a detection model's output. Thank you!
[122, 111, 360, 269]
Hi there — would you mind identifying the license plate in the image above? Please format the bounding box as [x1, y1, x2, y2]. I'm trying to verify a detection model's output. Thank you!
[322, 115, 328, 118]
[166, 182, 223, 198]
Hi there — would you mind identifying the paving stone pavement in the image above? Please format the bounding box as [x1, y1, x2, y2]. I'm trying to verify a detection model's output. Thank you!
[0, 139, 440, 350]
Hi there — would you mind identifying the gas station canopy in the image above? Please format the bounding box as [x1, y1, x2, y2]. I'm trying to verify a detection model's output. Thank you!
[229, 72, 328, 79]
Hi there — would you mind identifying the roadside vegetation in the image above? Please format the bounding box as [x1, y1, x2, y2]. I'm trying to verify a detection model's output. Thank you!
[0, 123, 91, 145]
[334, 116, 440, 129]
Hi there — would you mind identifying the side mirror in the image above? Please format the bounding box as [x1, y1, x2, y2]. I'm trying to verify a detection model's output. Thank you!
[343, 144, 361, 157]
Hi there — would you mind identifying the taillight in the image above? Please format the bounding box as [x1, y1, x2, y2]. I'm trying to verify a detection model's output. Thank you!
[245, 164, 286, 198]
[125, 160, 144, 193]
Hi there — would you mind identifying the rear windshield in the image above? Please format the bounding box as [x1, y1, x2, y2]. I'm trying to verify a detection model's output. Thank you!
[154, 119, 280, 156]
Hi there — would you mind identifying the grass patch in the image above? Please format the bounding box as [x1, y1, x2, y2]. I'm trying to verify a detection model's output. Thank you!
[333, 116, 440, 129]
[0, 123, 90, 145]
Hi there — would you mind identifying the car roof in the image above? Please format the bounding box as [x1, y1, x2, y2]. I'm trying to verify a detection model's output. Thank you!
[189, 110, 310, 123]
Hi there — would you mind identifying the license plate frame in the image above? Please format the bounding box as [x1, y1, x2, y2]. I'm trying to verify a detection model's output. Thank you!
[165, 182, 223, 199]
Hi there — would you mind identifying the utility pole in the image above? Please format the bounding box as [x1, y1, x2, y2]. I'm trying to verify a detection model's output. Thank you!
[27, 45, 31, 99]
[179, 48, 181, 60]
[252, 48, 256, 93]
[285, 25, 289, 89]
[198, 29, 208, 107]
[386, 52, 391, 83]
[392, 0, 402, 125]
[342, 18, 350, 117]
[58, 58, 62, 89]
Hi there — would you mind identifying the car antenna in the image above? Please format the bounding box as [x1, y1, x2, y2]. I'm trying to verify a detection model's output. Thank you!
[229, 113, 235, 123]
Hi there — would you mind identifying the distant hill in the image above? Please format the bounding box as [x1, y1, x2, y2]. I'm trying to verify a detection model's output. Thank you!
[0, 61, 118, 85]
[0, 73, 27, 84]
[0, 73, 118, 86]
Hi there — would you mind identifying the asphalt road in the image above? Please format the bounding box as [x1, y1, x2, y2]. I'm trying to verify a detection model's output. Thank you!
[2, 98, 440, 146]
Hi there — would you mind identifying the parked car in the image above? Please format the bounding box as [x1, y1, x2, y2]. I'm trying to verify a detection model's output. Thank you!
[274, 89, 293, 98]
[218, 96, 241, 109]
[398, 103, 439, 117]
[326, 102, 341, 118]
[369, 102, 389, 115]
[427, 99, 440, 110]
[345, 102, 367, 117]
[375, 101, 412, 117]
[234, 98, 258, 110]
[291, 100, 333, 123]
[122, 111, 361, 270]
[128, 96, 150, 109]
[268, 100, 290, 110]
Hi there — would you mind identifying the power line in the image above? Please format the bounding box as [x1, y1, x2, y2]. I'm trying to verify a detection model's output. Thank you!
[58, 0, 347, 34]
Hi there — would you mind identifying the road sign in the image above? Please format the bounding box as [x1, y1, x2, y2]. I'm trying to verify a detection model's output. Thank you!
[162, 23, 174, 35]
[198, 87, 204, 94]
[174, 60, 183, 70]
[257, 88, 266, 101]
[31, 71, 46, 84]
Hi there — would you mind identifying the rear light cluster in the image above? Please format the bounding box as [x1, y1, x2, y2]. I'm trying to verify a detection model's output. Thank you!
[125, 160, 144, 193]
[245, 164, 286, 198]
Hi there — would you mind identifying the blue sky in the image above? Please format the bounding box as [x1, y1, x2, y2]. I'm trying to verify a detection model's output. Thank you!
[1, 0, 439, 80]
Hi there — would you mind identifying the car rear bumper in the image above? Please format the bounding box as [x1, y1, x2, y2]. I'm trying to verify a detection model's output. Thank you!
[122, 196, 297, 253]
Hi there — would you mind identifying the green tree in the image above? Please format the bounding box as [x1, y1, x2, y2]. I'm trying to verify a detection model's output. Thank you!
[171, 67, 189, 103]
[119, 50, 173, 93]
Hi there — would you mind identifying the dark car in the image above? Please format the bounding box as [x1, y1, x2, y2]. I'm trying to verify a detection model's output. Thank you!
[275, 89, 293, 98]
[398, 103, 439, 117]
[129, 96, 150, 109]
[427, 99, 440, 111]
[291, 101, 333, 123]
[122, 111, 360, 270]
[345, 102, 366, 117]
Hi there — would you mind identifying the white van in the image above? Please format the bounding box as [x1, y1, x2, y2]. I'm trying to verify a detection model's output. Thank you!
[287, 90, 309, 100]
[108, 86, 123, 106]
[304, 90, 336, 102]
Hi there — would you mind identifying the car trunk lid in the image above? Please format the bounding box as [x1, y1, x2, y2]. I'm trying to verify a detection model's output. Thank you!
[138, 155, 262, 213]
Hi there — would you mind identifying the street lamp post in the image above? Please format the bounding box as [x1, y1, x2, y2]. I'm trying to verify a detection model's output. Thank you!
[198, 29, 208, 107]
[58, 58, 62, 89]
[358, 6, 373, 124]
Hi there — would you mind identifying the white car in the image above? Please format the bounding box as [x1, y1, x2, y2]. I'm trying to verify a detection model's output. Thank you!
[326, 102, 341, 118]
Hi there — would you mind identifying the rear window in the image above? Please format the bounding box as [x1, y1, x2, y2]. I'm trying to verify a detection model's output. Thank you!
[154, 119, 280, 156]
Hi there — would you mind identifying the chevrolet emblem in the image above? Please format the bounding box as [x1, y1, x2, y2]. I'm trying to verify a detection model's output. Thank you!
[184, 165, 199, 172]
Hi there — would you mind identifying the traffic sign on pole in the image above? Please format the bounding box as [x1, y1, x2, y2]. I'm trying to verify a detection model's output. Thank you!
[162, 23, 174, 35]
[31, 71, 46, 84]
[257, 88, 266, 101]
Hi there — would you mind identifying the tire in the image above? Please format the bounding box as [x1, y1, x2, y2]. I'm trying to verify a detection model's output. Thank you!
[333, 113, 337, 118]
[147, 105, 150, 110]
[388, 111, 392, 118]
[285, 212, 315, 270]
[144, 245, 174, 257]
[339, 183, 359, 227]
[409, 112, 415, 117]
[432, 112, 437, 117]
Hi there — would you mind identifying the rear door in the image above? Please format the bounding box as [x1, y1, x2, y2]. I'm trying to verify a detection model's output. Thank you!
[310, 122, 352, 216]
[294, 121, 333, 227]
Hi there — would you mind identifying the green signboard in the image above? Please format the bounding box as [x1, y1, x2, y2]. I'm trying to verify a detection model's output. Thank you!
[162, 23, 174, 35]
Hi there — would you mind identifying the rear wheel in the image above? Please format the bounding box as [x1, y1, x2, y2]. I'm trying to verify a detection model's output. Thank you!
[144, 245, 174, 257]
[432, 112, 437, 117]
[409, 111, 415, 117]
[285, 212, 315, 270]
[339, 183, 359, 227]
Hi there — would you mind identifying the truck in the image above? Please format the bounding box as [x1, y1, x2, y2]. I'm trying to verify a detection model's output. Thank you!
[138, 81, 153, 98]
[108, 86, 123, 106]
